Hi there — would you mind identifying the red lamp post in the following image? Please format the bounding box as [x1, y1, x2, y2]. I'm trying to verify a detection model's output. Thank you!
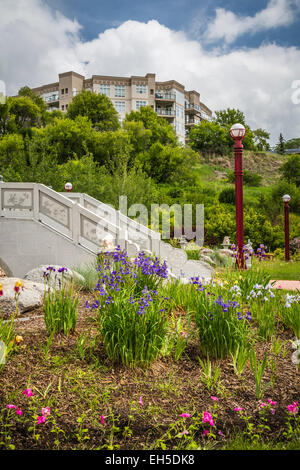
[230, 123, 246, 269]
[64, 182, 73, 192]
[282, 194, 291, 261]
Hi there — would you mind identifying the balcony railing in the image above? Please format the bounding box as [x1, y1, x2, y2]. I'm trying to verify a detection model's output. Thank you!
[155, 92, 176, 101]
[185, 103, 201, 112]
[156, 108, 175, 116]
[44, 94, 59, 103]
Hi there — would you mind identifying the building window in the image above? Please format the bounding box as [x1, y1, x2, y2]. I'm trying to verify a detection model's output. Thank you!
[100, 84, 110, 96]
[61, 105, 65, 110]
[115, 85, 125, 97]
[136, 84, 147, 94]
[150, 89, 154, 95]
[61, 89, 64, 95]
[176, 105, 184, 120]
[136, 100, 147, 110]
[114, 101, 126, 114]
[65, 88, 68, 94]
[66, 104, 68, 110]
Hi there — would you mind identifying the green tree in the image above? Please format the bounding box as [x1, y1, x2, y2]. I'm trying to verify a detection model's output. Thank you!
[275, 133, 285, 154]
[0, 133, 25, 172]
[9, 96, 42, 131]
[253, 128, 270, 151]
[33, 116, 95, 163]
[124, 106, 177, 147]
[214, 108, 246, 127]
[66, 90, 120, 131]
[214, 107, 256, 150]
[189, 120, 228, 156]
[279, 154, 300, 186]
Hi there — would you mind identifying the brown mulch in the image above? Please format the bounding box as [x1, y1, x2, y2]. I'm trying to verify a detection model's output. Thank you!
[0, 289, 299, 450]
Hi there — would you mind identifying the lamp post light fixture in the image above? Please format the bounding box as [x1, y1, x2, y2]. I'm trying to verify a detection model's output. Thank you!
[230, 123, 246, 269]
[64, 182, 73, 192]
[282, 194, 291, 261]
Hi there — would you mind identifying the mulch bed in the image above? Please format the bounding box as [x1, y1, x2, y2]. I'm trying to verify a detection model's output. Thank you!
[0, 289, 299, 450]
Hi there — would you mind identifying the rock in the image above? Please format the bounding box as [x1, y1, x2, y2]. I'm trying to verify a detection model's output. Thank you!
[200, 254, 216, 266]
[218, 248, 234, 257]
[200, 248, 214, 255]
[0, 278, 47, 317]
[24, 265, 85, 290]
[290, 237, 300, 249]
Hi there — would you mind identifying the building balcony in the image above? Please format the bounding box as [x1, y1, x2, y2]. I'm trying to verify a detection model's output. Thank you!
[184, 103, 201, 115]
[156, 108, 175, 117]
[155, 92, 176, 102]
[44, 94, 59, 103]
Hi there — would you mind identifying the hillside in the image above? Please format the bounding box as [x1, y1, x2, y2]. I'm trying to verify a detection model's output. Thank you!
[195, 150, 288, 185]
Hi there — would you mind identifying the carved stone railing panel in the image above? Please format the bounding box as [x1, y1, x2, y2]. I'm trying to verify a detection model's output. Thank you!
[2, 188, 33, 210]
[39, 192, 70, 228]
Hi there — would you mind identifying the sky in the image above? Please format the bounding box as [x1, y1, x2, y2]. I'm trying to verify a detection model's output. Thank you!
[1, 0, 300, 146]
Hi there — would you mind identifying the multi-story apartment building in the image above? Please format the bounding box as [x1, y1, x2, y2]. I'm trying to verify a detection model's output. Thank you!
[30, 71, 212, 143]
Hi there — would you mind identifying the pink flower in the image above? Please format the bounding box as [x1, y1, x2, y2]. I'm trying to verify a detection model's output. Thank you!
[202, 429, 209, 437]
[180, 430, 189, 436]
[16, 407, 22, 416]
[6, 404, 16, 409]
[234, 407, 243, 412]
[22, 388, 34, 398]
[180, 331, 187, 338]
[218, 430, 224, 436]
[139, 396, 143, 407]
[271, 409, 276, 415]
[260, 402, 268, 408]
[42, 407, 51, 417]
[211, 396, 219, 401]
[37, 415, 46, 424]
[100, 415, 105, 425]
[287, 402, 298, 415]
[180, 413, 191, 418]
[202, 411, 214, 426]
[267, 399, 277, 406]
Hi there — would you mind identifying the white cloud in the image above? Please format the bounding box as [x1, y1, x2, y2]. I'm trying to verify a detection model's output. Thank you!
[0, 0, 300, 145]
[204, 0, 300, 44]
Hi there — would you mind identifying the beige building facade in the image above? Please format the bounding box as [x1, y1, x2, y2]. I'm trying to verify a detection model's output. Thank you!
[30, 71, 212, 143]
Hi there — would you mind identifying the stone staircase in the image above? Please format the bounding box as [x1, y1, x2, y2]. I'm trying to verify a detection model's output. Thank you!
[0, 182, 213, 279]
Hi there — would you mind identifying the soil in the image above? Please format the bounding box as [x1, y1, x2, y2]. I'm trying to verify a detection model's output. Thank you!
[0, 290, 299, 450]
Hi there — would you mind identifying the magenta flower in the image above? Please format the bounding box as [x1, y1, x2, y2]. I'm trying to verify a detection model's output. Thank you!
[100, 415, 105, 425]
[211, 396, 219, 401]
[260, 402, 268, 408]
[287, 402, 298, 415]
[22, 388, 34, 398]
[42, 407, 51, 417]
[139, 396, 143, 407]
[180, 413, 191, 418]
[267, 399, 277, 406]
[37, 415, 46, 424]
[202, 411, 215, 426]
[6, 404, 16, 409]
[202, 429, 209, 437]
[270, 409, 276, 415]
[218, 430, 224, 436]
[16, 407, 22, 416]
[234, 407, 243, 412]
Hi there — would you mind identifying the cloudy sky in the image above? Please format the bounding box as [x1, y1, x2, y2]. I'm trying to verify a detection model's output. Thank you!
[1, 0, 300, 145]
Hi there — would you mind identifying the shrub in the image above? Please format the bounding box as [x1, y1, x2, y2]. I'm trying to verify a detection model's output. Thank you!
[219, 187, 235, 205]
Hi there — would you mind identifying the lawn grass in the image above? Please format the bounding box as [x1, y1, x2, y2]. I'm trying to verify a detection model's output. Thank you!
[252, 258, 300, 281]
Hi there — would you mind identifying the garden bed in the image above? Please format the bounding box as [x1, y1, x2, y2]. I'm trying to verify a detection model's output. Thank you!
[0, 253, 299, 451]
